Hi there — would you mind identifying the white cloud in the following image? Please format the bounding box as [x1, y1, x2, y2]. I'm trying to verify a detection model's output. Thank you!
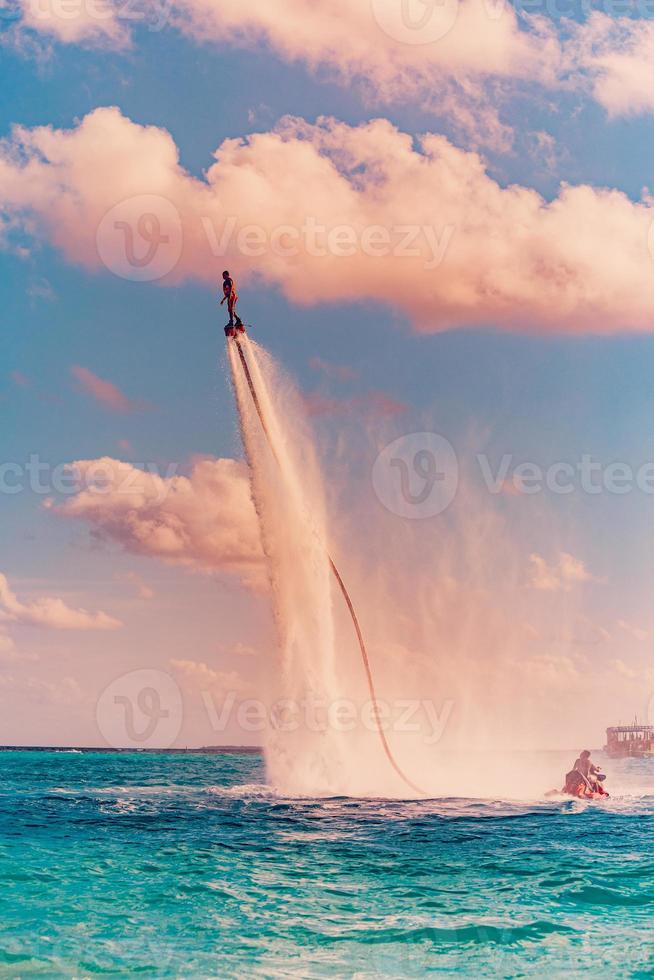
[528, 552, 597, 592]
[0, 572, 121, 630]
[18, 0, 129, 46]
[4, 108, 654, 334]
[116, 571, 155, 600]
[617, 619, 650, 642]
[10, 0, 654, 132]
[571, 13, 654, 118]
[170, 658, 250, 697]
[47, 456, 264, 585]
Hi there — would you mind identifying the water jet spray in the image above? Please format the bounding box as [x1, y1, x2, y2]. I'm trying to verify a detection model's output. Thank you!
[227, 332, 426, 798]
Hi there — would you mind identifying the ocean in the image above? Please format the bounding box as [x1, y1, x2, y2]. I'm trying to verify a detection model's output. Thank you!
[1, 750, 653, 978]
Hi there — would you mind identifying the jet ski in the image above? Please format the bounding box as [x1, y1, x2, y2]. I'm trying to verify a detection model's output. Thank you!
[547, 769, 610, 800]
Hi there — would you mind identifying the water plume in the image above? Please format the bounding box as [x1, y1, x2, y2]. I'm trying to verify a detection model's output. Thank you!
[228, 336, 428, 797]
[227, 336, 605, 800]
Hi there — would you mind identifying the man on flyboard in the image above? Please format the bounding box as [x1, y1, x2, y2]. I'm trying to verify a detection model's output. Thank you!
[221, 270, 245, 337]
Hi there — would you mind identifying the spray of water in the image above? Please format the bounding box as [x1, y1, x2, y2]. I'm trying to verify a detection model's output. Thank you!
[228, 336, 427, 797]
[226, 336, 622, 801]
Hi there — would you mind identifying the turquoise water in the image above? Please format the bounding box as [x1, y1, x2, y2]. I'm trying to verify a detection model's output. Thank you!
[1, 751, 653, 978]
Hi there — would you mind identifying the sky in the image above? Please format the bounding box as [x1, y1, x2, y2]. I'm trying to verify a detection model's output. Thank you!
[2, 0, 654, 752]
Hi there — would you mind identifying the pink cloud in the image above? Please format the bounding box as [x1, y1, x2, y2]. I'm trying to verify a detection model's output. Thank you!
[71, 365, 147, 414]
[11, 370, 32, 388]
[309, 357, 359, 382]
[616, 619, 650, 642]
[3, 109, 654, 333]
[18, 0, 129, 46]
[174, 0, 553, 148]
[169, 3, 654, 126]
[303, 390, 407, 418]
[47, 456, 264, 585]
[528, 552, 597, 593]
[115, 571, 155, 600]
[0, 572, 121, 630]
[228, 642, 259, 658]
[0, 632, 21, 663]
[173, 0, 547, 83]
[10, 1, 654, 134]
[302, 393, 344, 418]
[571, 14, 654, 117]
[362, 391, 408, 417]
[169, 658, 249, 697]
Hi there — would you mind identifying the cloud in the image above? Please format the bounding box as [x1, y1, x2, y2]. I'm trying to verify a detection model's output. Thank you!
[115, 571, 154, 600]
[10, 0, 556, 104]
[0, 631, 39, 663]
[5, 108, 654, 334]
[10, 1, 654, 134]
[0, 632, 20, 662]
[27, 276, 55, 303]
[172, 0, 654, 128]
[0, 634, 15, 653]
[229, 641, 258, 658]
[309, 357, 359, 383]
[303, 389, 407, 418]
[171, 0, 561, 145]
[571, 13, 654, 118]
[616, 619, 650, 642]
[0, 672, 85, 707]
[71, 366, 149, 413]
[169, 658, 250, 697]
[511, 650, 580, 688]
[0, 572, 121, 630]
[215, 640, 259, 659]
[18, 0, 129, 46]
[170, 0, 654, 126]
[47, 456, 264, 584]
[11, 370, 32, 388]
[169, 2, 654, 126]
[528, 552, 597, 593]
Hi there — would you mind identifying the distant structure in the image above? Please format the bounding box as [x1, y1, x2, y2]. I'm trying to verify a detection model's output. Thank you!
[605, 722, 654, 758]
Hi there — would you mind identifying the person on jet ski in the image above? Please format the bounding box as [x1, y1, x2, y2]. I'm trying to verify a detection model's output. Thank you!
[573, 749, 601, 790]
[564, 750, 609, 797]
[220, 270, 243, 329]
[556, 750, 609, 799]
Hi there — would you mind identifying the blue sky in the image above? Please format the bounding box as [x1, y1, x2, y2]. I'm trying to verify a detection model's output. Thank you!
[3, 2, 654, 747]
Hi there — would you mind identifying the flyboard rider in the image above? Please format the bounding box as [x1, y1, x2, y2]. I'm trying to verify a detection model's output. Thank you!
[221, 270, 244, 334]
